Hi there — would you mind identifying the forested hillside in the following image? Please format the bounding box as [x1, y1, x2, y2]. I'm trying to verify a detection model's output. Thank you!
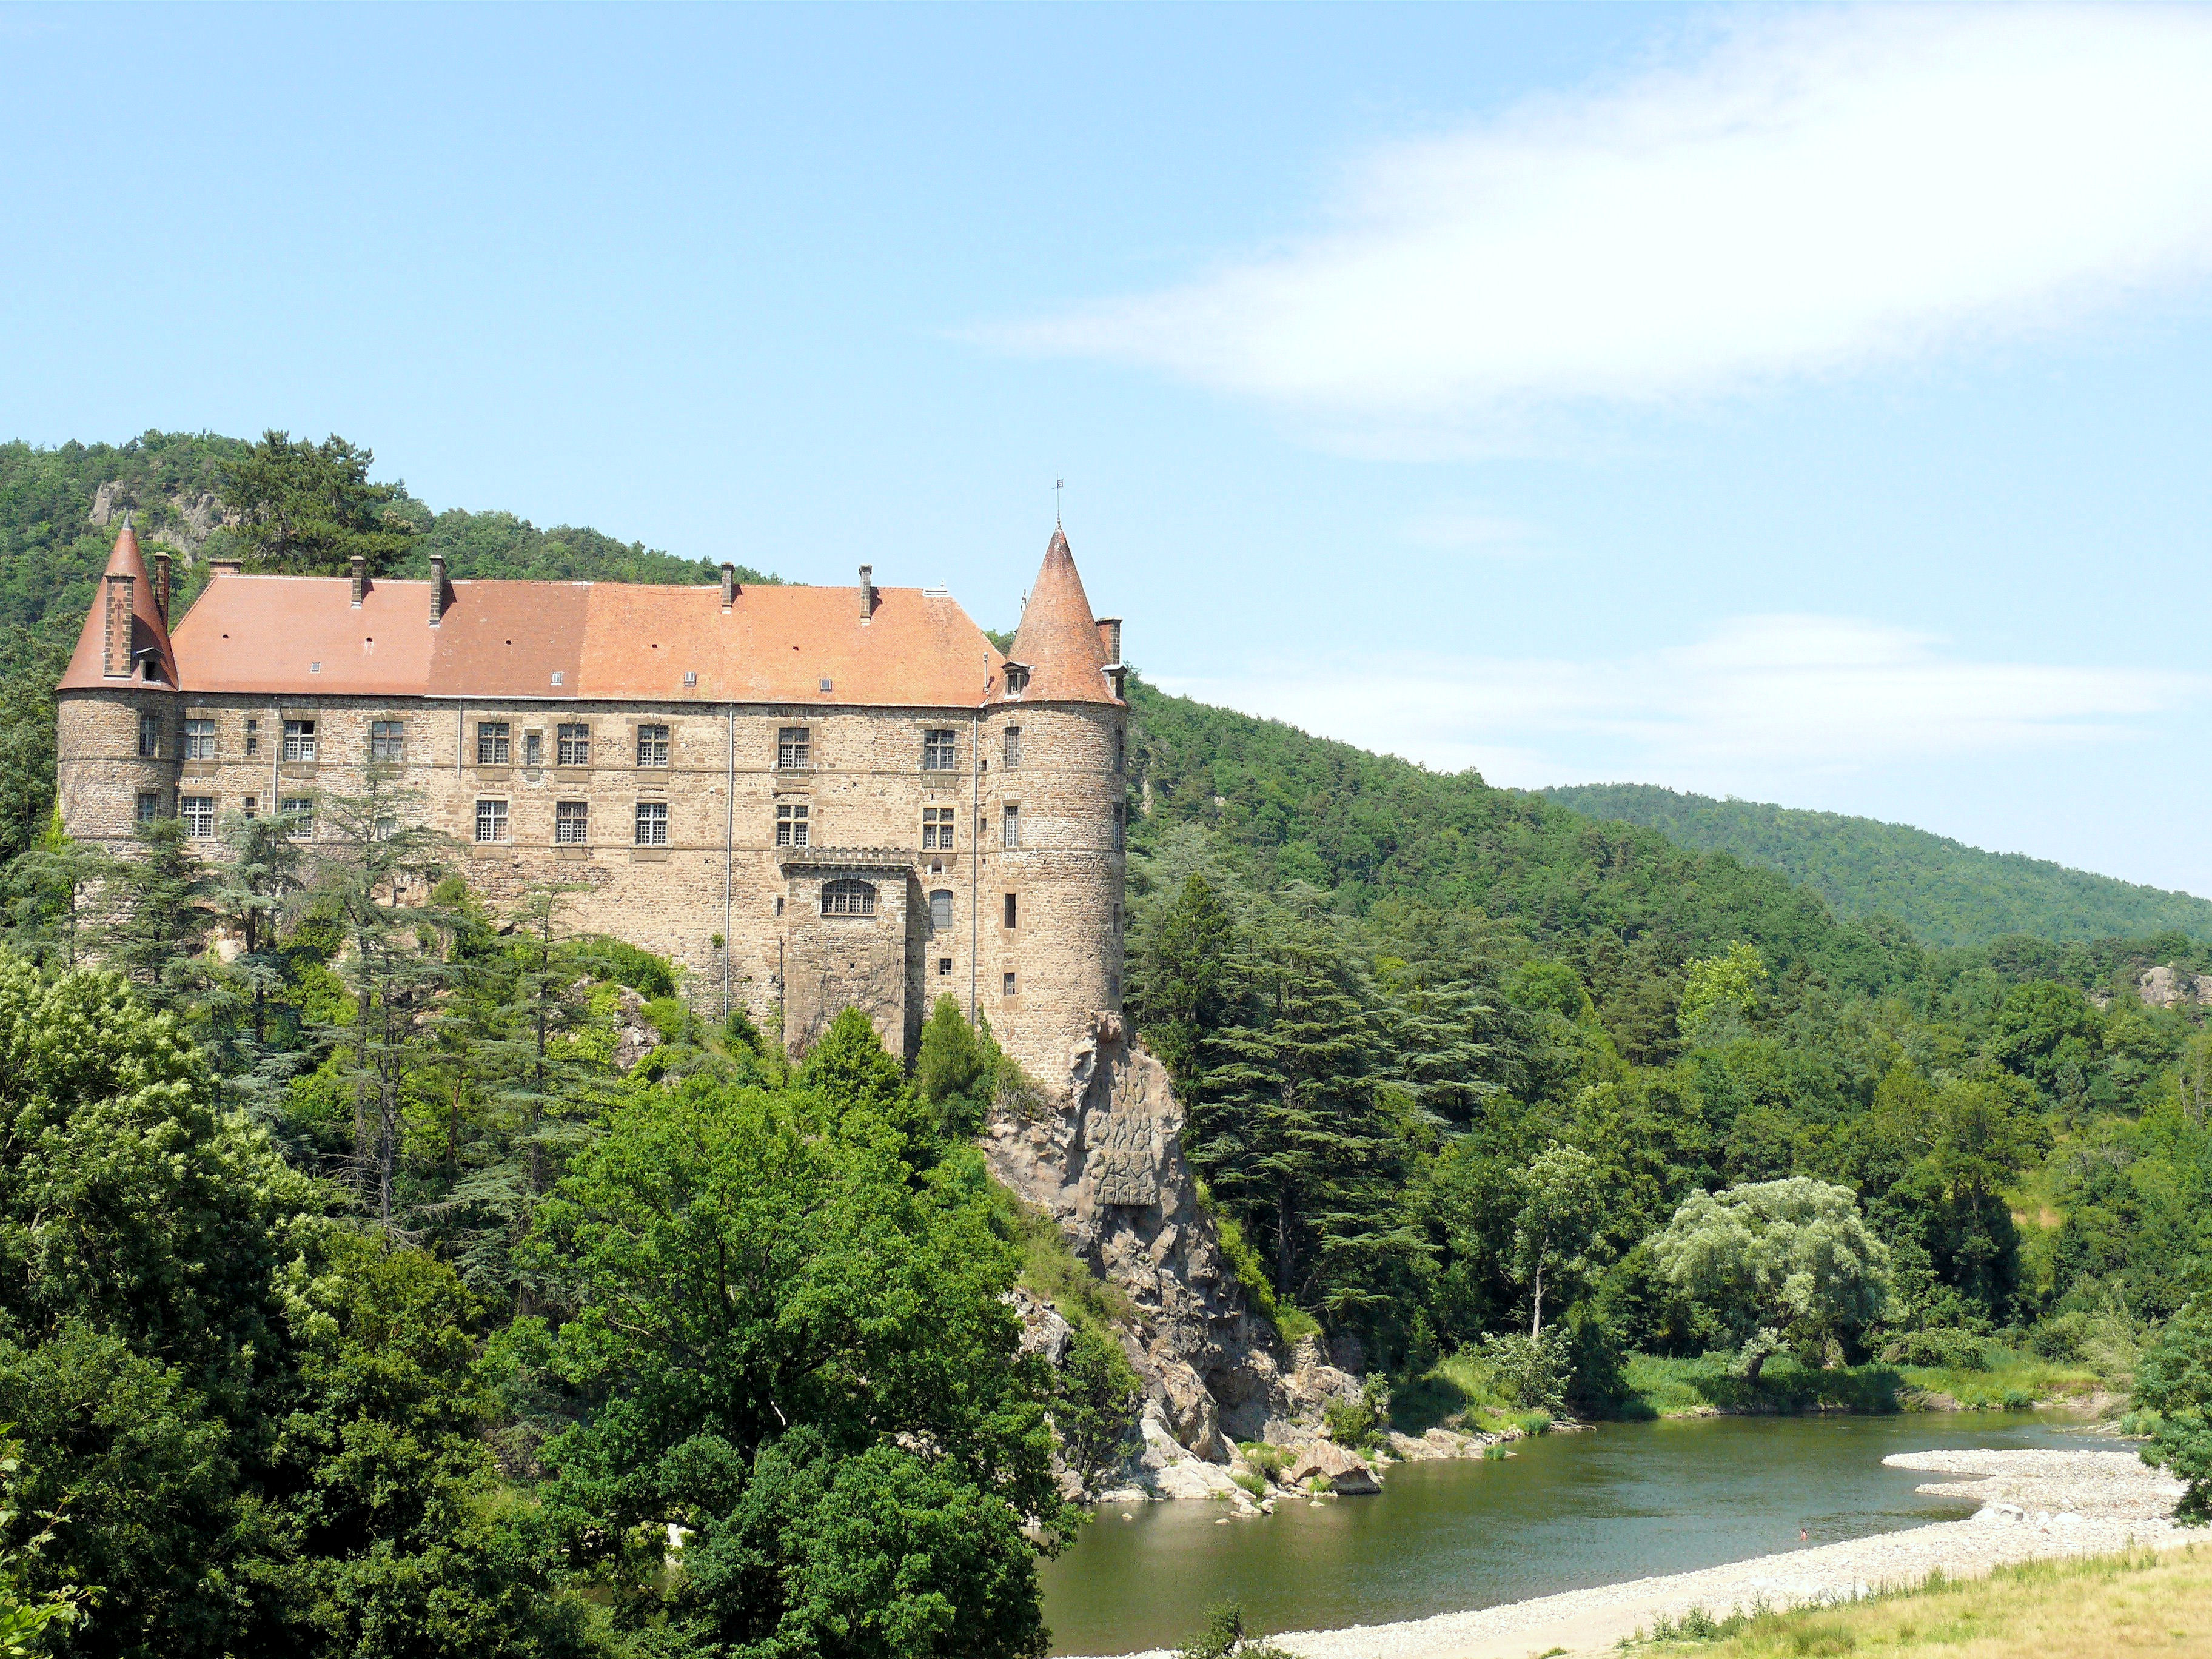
[1544, 782, 2212, 948]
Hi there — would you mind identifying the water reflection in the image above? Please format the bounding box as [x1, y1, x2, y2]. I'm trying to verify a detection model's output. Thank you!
[1040, 1412, 2108, 1655]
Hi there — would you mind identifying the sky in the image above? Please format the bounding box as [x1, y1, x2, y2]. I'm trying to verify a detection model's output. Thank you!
[8, 2, 2212, 896]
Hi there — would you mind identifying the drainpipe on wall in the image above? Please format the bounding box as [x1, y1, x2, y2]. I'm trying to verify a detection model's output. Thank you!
[723, 703, 735, 1021]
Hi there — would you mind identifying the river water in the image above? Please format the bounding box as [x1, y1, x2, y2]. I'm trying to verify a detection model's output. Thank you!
[1040, 1412, 2111, 1655]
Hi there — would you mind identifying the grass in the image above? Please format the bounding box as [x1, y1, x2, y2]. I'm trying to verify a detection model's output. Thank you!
[1619, 1349, 2098, 1419]
[1388, 1350, 1557, 1437]
[1623, 1546, 2208, 1657]
[980, 1177, 1134, 1343]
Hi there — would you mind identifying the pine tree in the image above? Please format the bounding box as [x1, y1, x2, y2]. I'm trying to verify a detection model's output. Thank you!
[109, 816, 212, 1014]
[1133, 871, 1235, 1104]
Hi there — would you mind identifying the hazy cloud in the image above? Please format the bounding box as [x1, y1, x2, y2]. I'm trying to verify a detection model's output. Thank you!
[996, 6, 2212, 428]
[1161, 615, 2201, 784]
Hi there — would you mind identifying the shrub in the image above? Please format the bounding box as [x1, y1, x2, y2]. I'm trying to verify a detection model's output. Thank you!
[2134, 1301, 2212, 1522]
[1321, 1396, 1379, 1450]
[1888, 1327, 1991, 1372]
[1238, 1441, 1288, 1481]
[572, 934, 677, 997]
[1052, 1326, 1141, 1490]
[1176, 1599, 1293, 1659]
[2031, 1312, 2091, 1362]
[1475, 1330, 1567, 1412]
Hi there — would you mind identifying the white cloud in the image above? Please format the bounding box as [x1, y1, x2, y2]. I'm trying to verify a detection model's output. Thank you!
[995, 6, 2212, 423]
[1158, 615, 2202, 783]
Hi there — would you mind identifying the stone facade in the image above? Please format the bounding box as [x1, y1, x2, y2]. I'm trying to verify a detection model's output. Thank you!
[55, 526, 1128, 1081]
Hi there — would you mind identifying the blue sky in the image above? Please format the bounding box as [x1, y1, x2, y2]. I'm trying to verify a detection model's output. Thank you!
[8, 2, 2212, 896]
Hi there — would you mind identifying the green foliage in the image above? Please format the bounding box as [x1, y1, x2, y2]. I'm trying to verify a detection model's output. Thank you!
[1654, 1180, 1892, 1381]
[224, 431, 420, 576]
[1174, 1599, 1295, 1659]
[1885, 1328, 1991, 1372]
[1543, 782, 2212, 947]
[2134, 1301, 2212, 1522]
[1679, 941, 1766, 1042]
[1053, 1327, 1142, 1492]
[1321, 1395, 1379, 1450]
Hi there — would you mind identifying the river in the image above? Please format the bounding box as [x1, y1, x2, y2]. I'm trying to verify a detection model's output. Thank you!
[1039, 1411, 2113, 1655]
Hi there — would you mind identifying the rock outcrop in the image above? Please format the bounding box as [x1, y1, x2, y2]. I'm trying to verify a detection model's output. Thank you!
[2136, 964, 2212, 1009]
[982, 1013, 1369, 1493]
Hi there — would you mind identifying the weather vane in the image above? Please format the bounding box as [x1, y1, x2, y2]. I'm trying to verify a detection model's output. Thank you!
[1054, 475, 1064, 526]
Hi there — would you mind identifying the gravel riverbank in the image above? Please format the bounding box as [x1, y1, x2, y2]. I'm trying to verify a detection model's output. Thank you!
[1071, 1449, 2190, 1659]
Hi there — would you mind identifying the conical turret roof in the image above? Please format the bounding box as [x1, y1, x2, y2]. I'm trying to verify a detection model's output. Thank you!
[60, 520, 178, 689]
[1006, 526, 1122, 705]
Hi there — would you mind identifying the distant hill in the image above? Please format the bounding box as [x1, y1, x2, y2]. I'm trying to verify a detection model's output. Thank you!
[1539, 783, 2212, 948]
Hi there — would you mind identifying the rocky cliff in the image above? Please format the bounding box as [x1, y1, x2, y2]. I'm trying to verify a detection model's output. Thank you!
[981, 1012, 1368, 1496]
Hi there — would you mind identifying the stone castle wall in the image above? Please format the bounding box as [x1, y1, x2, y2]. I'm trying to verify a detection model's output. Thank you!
[56, 686, 1125, 1077]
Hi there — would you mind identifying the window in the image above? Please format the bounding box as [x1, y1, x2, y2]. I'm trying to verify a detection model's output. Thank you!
[1114, 728, 1125, 773]
[475, 799, 509, 843]
[1109, 972, 1121, 1003]
[184, 718, 215, 760]
[556, 800, 589, 843]
[637, 725, 670, 768]
[922, 806, 956, 850]
[281, 796, 315, 839]
[181, 796, 215, 838]
[244, 717, 260, 757]
[243, 796, 258, 819]
[524, 731, 543, 768]
[1004, 725, 1022, 768]
[777, 726, 811, 769]
[476, 721, 510, 765]
[1004, 893, 1018, 929]
[1001, 803, 1021, 848]
[557, 723, 591, 766]
[1113, 903, 1122, 933]
[283, 719, 316, 762]
[939, 957, 953, 976]
[775, 802, 808, 847]
[374, 816, 397, 842]
[369, 719, 405, 761]
[1005, 665, 1029, 695]
[930, 890, 953, 931]
[822, 878, 876, 917]
[922, 728, 956, 771]
[138, 711, 160, 758]
[682, 671, 697, 689]
[135, 791, 160, 823]
[1002, 970, 1017, 996]
[1112, 803, 1125, 853]
[635, 802, 668, 845]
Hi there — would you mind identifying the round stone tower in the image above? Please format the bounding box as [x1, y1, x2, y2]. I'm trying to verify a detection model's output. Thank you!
[55, 521, 183, 843]
[984, 526, 1128, 1085]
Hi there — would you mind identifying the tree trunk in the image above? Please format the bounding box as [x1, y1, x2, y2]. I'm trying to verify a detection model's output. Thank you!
[1530, 1259, 1544, 1341]
[1276, 1185, 1295, 1305]
[1745, 1346, 1768, 1383]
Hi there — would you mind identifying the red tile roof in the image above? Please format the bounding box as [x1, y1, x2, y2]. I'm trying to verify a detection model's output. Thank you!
[59, 523, 178, 690]
[1007, 528, 1123, 706]
[115, 574, 1006, 706]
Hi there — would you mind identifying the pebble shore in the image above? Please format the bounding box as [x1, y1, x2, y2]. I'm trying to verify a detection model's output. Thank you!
[1070, 1449, 2191, 1659]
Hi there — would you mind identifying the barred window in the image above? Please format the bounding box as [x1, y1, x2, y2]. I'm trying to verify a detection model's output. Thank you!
[777, 726, 810, 769]
[556, 800, 589, 843]
[243, 796, 258, 819]
[135, 791, 160, 823]
[244, 717, 260, 757]
[283, 719, 316, 762]
[930, 890, 953, 931]
[1114, 728, 1125, 773]
[1004, 665, 1030, 695]
[922, 728, 957, 771]
[1001, 803, 1021, 848]
[281, 796, 315, 839]
[476, 722, 510, 765]
[776, 802, 809, 847]
[475, 799, 508, 843]
[138, 711, 161, 758]
[181, 796, 215, 838]
[1004, 725, 1021, 768]
[524, 731, 543, 767]
[1002, 970, 1017, 996]
[1113, 802, 1125, 853]
[822, 879, 876, 917]
[922, 806, 956, 850]
[635, 802, 668, 845]
[637, 725, 670, 768]
[369, 719, 405, 761]
[184, 718, 216, 760]
[557, 723, 591, 766]
[939, 956, 953, 976]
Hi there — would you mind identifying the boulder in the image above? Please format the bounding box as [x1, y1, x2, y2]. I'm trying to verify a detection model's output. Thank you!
[1284, 1440, 1381, 1495]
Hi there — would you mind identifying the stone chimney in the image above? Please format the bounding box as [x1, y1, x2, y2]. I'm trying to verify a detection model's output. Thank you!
[102, 574, 135, 678]
[208, 558, 242, 577]
[1096, 617, 1122, 663]
[153, 551, 171, 624]
[720, 561, 736, 611]
[350, 554, 366, 609]
[429, 554, 447, 626]
[859, 563, 876, 622]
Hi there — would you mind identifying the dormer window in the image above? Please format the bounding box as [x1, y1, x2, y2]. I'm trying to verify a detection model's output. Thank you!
[1004, 663, 1030, 696]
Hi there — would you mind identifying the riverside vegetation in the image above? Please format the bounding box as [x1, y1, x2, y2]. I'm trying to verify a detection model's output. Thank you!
[6, 432, 2212, 1654]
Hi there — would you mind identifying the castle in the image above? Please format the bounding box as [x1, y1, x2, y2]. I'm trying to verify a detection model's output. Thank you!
[55, 521, 1129, 1081]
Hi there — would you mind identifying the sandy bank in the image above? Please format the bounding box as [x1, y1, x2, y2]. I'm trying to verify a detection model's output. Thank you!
[1070, 1448, 2190, 1659]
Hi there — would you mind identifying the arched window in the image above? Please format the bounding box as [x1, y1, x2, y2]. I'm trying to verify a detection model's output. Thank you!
[822, 878, 877, 917]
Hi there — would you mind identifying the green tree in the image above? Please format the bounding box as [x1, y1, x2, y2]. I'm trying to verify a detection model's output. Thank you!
[223, 432, 417, 576]
[1513, 1142, 1602, 1340]
[1652, 1178, 1891, 1380]
[529, 1075, 1071, 1658]
[108, 817, 212, 1016]
[1, 809, 110, 970]
[1134, 873, 1235, 1103]
[2136, 1300, 2212, 1523]
[1678, 941, 1766, 1042]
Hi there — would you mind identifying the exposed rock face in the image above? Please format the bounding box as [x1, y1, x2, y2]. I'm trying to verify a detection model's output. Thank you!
[90, 478, 240, 558]
[983, 1013, 1318, 1479]
[1284, 1439, 1380, 1495]
[2137, 964, 2212, 1008]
